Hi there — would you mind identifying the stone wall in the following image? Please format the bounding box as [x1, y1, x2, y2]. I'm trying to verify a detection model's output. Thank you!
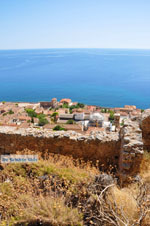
[140, 109, 150, 151]
[0, 127, 120, 169]
[119, 118, 143, 176]
[0, 110, 148, 176]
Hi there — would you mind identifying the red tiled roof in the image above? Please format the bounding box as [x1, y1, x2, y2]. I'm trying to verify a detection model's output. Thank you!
[60, 99, 71, 103]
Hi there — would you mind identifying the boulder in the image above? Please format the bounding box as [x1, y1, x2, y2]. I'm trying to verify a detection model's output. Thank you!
[95, 173, 115, 186]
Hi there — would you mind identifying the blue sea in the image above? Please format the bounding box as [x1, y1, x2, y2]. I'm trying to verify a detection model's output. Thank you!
[0, 48, 150, 109]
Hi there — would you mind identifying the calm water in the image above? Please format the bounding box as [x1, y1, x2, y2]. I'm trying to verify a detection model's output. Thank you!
[0, 48, 150, 109]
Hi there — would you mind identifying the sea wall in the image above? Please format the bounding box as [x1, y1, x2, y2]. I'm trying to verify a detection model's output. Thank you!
[0, 127, 120, 168]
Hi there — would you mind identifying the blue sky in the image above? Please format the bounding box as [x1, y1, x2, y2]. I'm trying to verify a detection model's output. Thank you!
[0, 0, 150, 49]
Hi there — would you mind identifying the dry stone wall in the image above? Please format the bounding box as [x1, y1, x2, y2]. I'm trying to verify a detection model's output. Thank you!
[140, 109, 150, 150]
[119, 118, 144, 176]
[1, 109, 149, 177]
[0, 127, 120, 168]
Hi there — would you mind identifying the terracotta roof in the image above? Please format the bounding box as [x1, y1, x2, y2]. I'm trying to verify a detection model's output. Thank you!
[124, 105, 136, 110]
[18, 116, 31, 121]
[120, 112, 128, 116]
[52, 98, 57, 101]
[60, 98, 71, 103]
[87, 105, 96, 111]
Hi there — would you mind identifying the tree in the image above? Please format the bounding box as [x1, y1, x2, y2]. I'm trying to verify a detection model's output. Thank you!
[31, 117, 34, 124]
[109, 111, 115, 122]
[26, 108, 37, 118]
[76, 103, 84, 108]
[51, 112, 58, 123]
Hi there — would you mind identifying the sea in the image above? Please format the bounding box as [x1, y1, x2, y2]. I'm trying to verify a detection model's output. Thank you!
[0, 48, 150, 109]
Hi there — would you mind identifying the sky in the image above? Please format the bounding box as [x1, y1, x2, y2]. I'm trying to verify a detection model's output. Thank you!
[0, 0, 150, 49]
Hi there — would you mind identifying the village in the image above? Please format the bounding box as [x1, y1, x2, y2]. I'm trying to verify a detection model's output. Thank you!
[0, 98, 142, 134]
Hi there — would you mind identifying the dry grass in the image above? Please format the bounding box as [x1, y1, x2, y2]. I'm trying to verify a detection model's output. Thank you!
[107, 185, 139, 225]
[140, 151, 150, 182]
[0, 151, 150, 226]
[0, 153, 98, 226]
[17, 195, 83, 226]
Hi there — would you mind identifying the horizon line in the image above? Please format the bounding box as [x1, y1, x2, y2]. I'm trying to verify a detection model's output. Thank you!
[0, 47, 150, 51]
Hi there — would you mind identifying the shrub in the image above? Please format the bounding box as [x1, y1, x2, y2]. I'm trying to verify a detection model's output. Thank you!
[38, 116, 49, 126]
[62, 103, 69, 108]
[51, 112, 58, 117]
[53, 125, 66, 131]
[120, 120, 124, 126]
[2, 112, 8, 116]
[76, 103, 85, 108]
[66, 119, 74, 124]
[69, 103, 85, 113]
[37, 113, 46, 119]
[8, 109, 14, 115]
[101, 108, 108, 113]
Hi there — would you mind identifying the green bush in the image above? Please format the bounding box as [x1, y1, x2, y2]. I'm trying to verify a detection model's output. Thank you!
[26, 109, 37, 118]
[3, 112, 8, 116]
[38, 114, 49, 126]
[8, 109, 14, 115]
[69, 102, 85, 113]
[62, 103, 69, 108]
[101, 108, 108, 113]
[66, 119, 74, 124]
[37, 113, 46, 119]
[53, 125, 66, 131]
[76, 103, 84, 108]
[109, 110, 115, 122]
[120, 120, 124, 126]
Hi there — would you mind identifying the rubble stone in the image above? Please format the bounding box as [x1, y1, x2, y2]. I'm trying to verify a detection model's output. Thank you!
[140, 109, 150, 150]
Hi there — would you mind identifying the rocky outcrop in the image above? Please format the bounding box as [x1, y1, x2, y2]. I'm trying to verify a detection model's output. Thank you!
[140, 109, 150, 150]
[0, 126, 120, 169]
[119, 119, 143, 176]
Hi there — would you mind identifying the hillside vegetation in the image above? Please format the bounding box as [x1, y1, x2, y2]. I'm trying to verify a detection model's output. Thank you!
[0, 151, 150, 226]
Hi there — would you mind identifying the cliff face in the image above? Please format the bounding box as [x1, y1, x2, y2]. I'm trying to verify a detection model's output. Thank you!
[0, 127, 120, 169]
[141, 109, 150, 150]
